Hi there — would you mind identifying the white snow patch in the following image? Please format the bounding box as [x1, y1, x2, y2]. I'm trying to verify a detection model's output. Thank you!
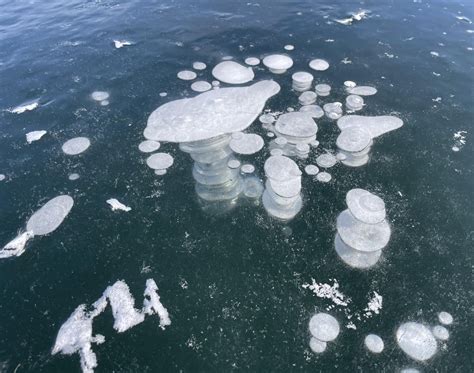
[106, 198, 131, 212]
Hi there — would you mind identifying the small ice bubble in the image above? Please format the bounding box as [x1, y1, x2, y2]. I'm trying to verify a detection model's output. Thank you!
[432, 325, 449, 341]
[138, 140, 161, 153]
[26, 130, 47, 144]
[316, 154, 337, 168]
[309, 337, 327, 353]
[309, 59, 330, 71]
[229, 133, 264, 155]
[430, 51, 439, 57]
[192, 61, 207, 70]
[227, 159, 241, 169]
[154, 169, 167, 176]
[0, 174, 6, 181]
[177, 70, 197, 81]
[308, 313, 340, 342]
[262, 54, 294, 74]
[191, 81, 212, 93]
[100, 100, 109, 106]
[106, 199, 131, 212]
[91, 91, 109, 101]
[364, 334, 384, 353]
[241, 164, 255, 174]
[316, 172, 331, 183]
[212, 61, 254, 84]
[146, 153, 174, 170]
[245, 57, 260, 66]
[68, 173, 80, 181]
[284, 44, 295, 51]
[159, 92, 168, 97]
[62, 137, 91, 155]
[396, 322, 438, 361]
[304, 165, 319, 175]
[438, 311, 453, 325]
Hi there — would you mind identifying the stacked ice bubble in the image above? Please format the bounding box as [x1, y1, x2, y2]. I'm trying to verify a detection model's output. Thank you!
[262, 155, 302, 220]
[308, 313, 340, 354]
[292, 71, 314, 92]
[262, 54, 294, 74]
[334, 188, 390, 269]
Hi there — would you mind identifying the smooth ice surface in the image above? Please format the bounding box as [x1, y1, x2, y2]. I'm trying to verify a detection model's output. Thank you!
[138, 140, 161, 153]
[26, 195, 74, 236]
[336, 127, 372, 152]
[191, 81, 212, 92]
[346, 189, 386, 224]
[62, 137, 91, 155]
[263, 54, 293, 72]
[264, 155, 302, 181]
[106, 199, 131, 212]
[308, 313, 340, 342]
[438, 311, 453, 325]
[309, 59, 329, 71]
[334, 234, 382, 269]
[143, 279, 171, 329]
[304, 165, 319, 175]
[396, 322, 438, 361]
[348, 86, 377, 96]
[316, 154, 337, 168]
[244, 57, 260, 66]
[177, 70, 197, 80]
[337, 115, 404, 139]
[309, 337, 327, 353]
[26, 130, 47, 144]
[275, 112, 317, 140]
[145, 80, 280, 142]
[52, 305, 105, 373]
[337, 209, 391, 252]
[432, 325, 449, 341]
[146, 153, 174, 170]
[211, 61, 254, 84]
[91, 91, 109, 101]
[364, 334, 384, 353]
[229, 133, 264, 155]
[316, 172, 332, 182]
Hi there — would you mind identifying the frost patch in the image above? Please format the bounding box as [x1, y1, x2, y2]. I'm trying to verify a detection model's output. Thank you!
[302, 278, 350, 307]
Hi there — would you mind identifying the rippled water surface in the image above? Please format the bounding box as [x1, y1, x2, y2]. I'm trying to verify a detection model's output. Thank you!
[0, 0, 473, 372]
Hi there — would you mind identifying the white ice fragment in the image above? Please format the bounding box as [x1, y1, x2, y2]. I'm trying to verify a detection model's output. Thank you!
[26, 195, 74, 236]
[309, 59, 329, 71]
[309, 337, 327, 353]
[91, 91, 109, 101]
[0, 231, 34, 259]
[62, 137, 91, 155]
[364, 334, 384, 353]
[177, 70, 197, 81]
[8, 100, 39, 114]
[396, 322, 438, 361]
[263, 54, 294, 74]
[52, 305, 105, 373]
[308, 313, 340, 342]
[364, 291, 383, 316]
[145, 80, 280, 142]
[438, 311, 453, 325]
[302, 278, 349, 306]
[455, 15, 472, 24]
[0, 174, 5, 181]
[146, 153, 174, 170]
[113, 40, 133, 49]
[212, 61, 254, 84]
[142, 279, 171, 329]
[106, 199, 131, 212]
[138, 140, 161, 153]
[26, 130, 47, 144]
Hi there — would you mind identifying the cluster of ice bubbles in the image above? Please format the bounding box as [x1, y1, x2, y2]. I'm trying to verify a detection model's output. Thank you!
[308, 313, 340, 354]
[90, 91, 110, 106]
[335, 188, 390, 269]
[52, 279, 170, 373]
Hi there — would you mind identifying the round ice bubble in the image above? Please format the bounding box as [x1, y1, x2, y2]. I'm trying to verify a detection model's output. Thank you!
[309, 59, 329, 71]
[308, 313, 340, 342]
[177, 70, 197, 80]
[26, 195, 74, 236]
[193, 61, 207, 70]
[438, 311, 453, 325]
[305, 165, 319, 175]
[191, 81, 212, 93]
[309, 337, 327, 353]
[91, 91, 109, 101]
[396, 322, 438, 362]
[138, 140, 161, 153]
[62, 137, 91, 155]
[316, 154, 337, 168]
[212, 61, 254, 84]
[364, 334, 384, 353]
[245, 57, 260, 66]
[432, 325, 449, 341]
[146, 153, 174, 170]
[316, 172, 332, 183]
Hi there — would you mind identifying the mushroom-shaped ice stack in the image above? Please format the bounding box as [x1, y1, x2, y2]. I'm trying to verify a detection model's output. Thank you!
[211, 61, 255, 85]
[263, 54, 294, 74]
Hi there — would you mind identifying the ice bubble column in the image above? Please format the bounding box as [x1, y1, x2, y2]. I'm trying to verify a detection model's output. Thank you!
[179, 134, 242, 202]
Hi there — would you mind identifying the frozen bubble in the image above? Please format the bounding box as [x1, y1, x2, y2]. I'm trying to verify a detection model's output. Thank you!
[263, 54, 294, 74]
[91, 91, 109, 101]
[229, 133, 264, 155]
[316, 154, 337, 168]
[336, 153, 346, 161]
[287, 107, 295, 112]
[310, 140, 320, 148]
[335, 234, 382, 269]
[192, 61, 207, 70]
[309, 59, 330, 71]
[337, 115, 404, 139]
[191, 81, 212, 92]
[139, 140, 161, 153]
[106, 198, 131, 212]
[346, 188, 386, 224]
[243, 176, 264, 198]
[292, 71, 314, 84]
[296, 143, 310, 153]
[259, 113, 276, 124]
[212, 80, 220, 87]
[336, 127, 372, 153]
[300, 104, 324, 118]
[396, 322, 438, 361]
[309, 313, 340, 342]
[154, 169, 167, 176]
[177, 70, 197, 81]
[268, 178, 301, 198]
[438, 312, 453, 325]
[62, 137, 91, 156]
[432, 325, 449, 341]
[26, 195, 74, 236]
[26, 130, 47, 144]
[262, 189, 302, 220]
[305, 165, 319, 175]
[264, 155, 302, 181]
[267, 132, 275, 137]
[315, 84, 331, 96]
[316, 172, 332, 183]
[100, 100, 109, 106]
[145, 81, 280, 142]
[309, 337, 327, 353]
[146, 153, 174, 170]
[232, 132, 244, 140]
[323, 102, 343, 120]
[337, 209, 391, 252]
[348, 86, 377, 96]
[364, 334, 384, 353]
[241, 164, 255, 174]
[245, 57, 260, 66]
[159, 92, 168, 97]
[284, 44, 295, 51]
[400, 369, 420, 373]
[68, 173, 80, 181]
[299, 91, 317, 105]
[344, 81, 357, 89]
[275, 112, 318, 142]
[227, 159, 241, 169]
[346, 95, 364, 110]
[270, 149, 284, 156]
[212, 61, 254, 84]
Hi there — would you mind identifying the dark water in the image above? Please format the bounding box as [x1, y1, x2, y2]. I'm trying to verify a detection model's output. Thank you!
[0, 0, 473, 372]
